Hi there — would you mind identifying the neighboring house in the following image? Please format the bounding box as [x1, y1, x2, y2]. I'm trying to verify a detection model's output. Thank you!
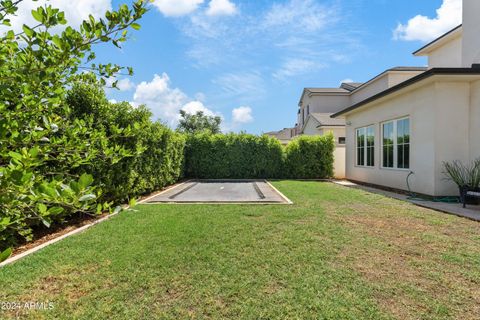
[264, 127, 296, 145]
[331, 0, 480, 197]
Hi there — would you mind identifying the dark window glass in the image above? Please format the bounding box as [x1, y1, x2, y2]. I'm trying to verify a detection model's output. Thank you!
[382, 122, 394, 168]
[356, 128, 365, 166]
[397, 118, 410, 169]
[339, 137, 346, 144]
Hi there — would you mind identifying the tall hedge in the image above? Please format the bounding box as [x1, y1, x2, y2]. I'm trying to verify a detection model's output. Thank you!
[284, 134, 335, 179]
[185, 133, 284, 179]
[184, 133, 335, 179]
[67, 84, 186, 203]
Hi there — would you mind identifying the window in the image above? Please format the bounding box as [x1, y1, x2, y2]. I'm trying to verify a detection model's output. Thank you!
[306, 105, 310, 115]
[382, 118, 410, 169]
[338, 137, 346, 145]
[356, 126, 374, 167]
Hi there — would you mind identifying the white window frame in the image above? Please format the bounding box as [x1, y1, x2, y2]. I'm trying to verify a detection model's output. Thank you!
[381, 117, 410, 170]
[355, 125, 375, 168]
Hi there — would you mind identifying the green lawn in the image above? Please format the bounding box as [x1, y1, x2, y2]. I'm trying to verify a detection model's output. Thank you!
[1, 181, 479, 319]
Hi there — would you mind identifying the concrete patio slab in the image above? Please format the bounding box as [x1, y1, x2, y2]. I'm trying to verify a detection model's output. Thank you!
[332, 180, 480, 222]
[141, 180, 292, 204]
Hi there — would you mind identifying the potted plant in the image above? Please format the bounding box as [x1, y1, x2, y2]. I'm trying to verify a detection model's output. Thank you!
[443, 159, 480, 205]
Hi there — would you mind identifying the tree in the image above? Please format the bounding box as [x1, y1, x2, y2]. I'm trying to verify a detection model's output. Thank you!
[177, 110, 222, 134]
[0, 0, 148, 251]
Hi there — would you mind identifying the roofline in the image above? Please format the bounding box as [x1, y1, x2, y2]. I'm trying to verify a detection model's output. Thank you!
[331, 68, 480, 118]
[413, 24, 462, 56]
[298, 67, 427, 105]
[350, 67, 428, 93]
[316, 124, 345, 128]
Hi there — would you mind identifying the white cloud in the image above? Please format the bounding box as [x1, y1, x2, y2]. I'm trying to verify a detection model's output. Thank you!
[152, 0, 204, 17]
[206, 0, 237, 16]
[181, 100, 218, 117]
[273, 58, 325, 80]
[7, 0, 111, 32]
[131, 73, 221, 126]
[393, 0, 462, 42]
[232, 106, 253, 124]
[116, 78, 135, 91]
[133, 73, 188, 125]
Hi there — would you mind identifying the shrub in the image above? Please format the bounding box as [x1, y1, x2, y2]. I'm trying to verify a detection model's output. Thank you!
[284, 134, 335, 179]
[0, 1, 147, 251]
[67, 84, 186, 203]
[443, 158, 480, 189]
[185, 133, 284, 179]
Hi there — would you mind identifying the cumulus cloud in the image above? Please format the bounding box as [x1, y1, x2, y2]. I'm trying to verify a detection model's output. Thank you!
[133, 73, 188, 125]
[206, 0, 237, 16]
[152, 0, 204, 17]
[181, 100, 218, 117]
[7, 0, 111, 32]
[232, 106, 253, 124]
[393, 0, 462, 42]
[131, 73, 220, 126]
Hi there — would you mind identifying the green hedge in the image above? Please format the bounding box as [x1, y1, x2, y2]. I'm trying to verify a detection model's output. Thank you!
[68, 84, 186, 203]
[284, 134, 335, 179]
[184, 133, 335, 179]
[185, 133, 284, 179]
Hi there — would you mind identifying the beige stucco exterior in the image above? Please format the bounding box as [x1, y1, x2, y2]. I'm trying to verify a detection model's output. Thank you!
[344, 76, 480, 196]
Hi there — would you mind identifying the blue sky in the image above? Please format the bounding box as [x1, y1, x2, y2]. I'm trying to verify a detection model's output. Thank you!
[64, 0, 462, 133]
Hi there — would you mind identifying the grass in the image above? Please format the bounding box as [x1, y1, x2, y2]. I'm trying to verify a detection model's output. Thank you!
[1, 181, 479, 319]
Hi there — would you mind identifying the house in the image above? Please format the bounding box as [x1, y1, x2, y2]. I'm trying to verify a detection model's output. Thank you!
[331, 0, 480, 197]
[291, 66, 429, 180]
[264, 127, 296, 145]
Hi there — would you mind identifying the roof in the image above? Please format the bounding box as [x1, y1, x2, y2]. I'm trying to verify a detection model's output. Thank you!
[413, 24, 462, 56]
[331, 68, 480, 118]
[306, 88, 350, 94]
[310, 113, 346, 127]
[340, 82, 364, 92]
[298, 67, 428, 106]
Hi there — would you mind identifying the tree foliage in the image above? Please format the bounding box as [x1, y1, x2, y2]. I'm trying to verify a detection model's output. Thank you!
[177, 110, 222, 134]
[0, 0, 148, 249]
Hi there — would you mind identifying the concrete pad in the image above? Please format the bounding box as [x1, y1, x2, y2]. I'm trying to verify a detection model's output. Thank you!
[143, 180, 292, 204]
[332, 180, 480, 222]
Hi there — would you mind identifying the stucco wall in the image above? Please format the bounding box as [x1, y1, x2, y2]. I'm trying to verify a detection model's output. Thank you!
[462, 0, 480, 67]
[299, 95, 349, 128]
[433, 82, 471, 195]
[345, 83, 437, 195]
[350, 71, 423, 106]
[350, 75, 389, 105]
[470, 80, 480, 161]
[345, 80, 480, 196]
[428, 36, 462, 68]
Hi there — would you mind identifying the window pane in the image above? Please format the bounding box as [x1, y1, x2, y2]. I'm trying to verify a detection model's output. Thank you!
[403, 119, 410, 144]
[383, 146, 393, 168]
[383, 122, 393, 146]
[398, 145, 404, 168]
[404, 144, 410, 169]
[367, 147, 374, 167]
[397, 120, 404, 144]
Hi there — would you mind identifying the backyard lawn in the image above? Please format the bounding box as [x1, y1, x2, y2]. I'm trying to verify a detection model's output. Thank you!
[1, 181, 479, 319]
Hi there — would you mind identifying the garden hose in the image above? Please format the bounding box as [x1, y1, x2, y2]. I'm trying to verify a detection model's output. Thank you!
[406, 171, 459, 203]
